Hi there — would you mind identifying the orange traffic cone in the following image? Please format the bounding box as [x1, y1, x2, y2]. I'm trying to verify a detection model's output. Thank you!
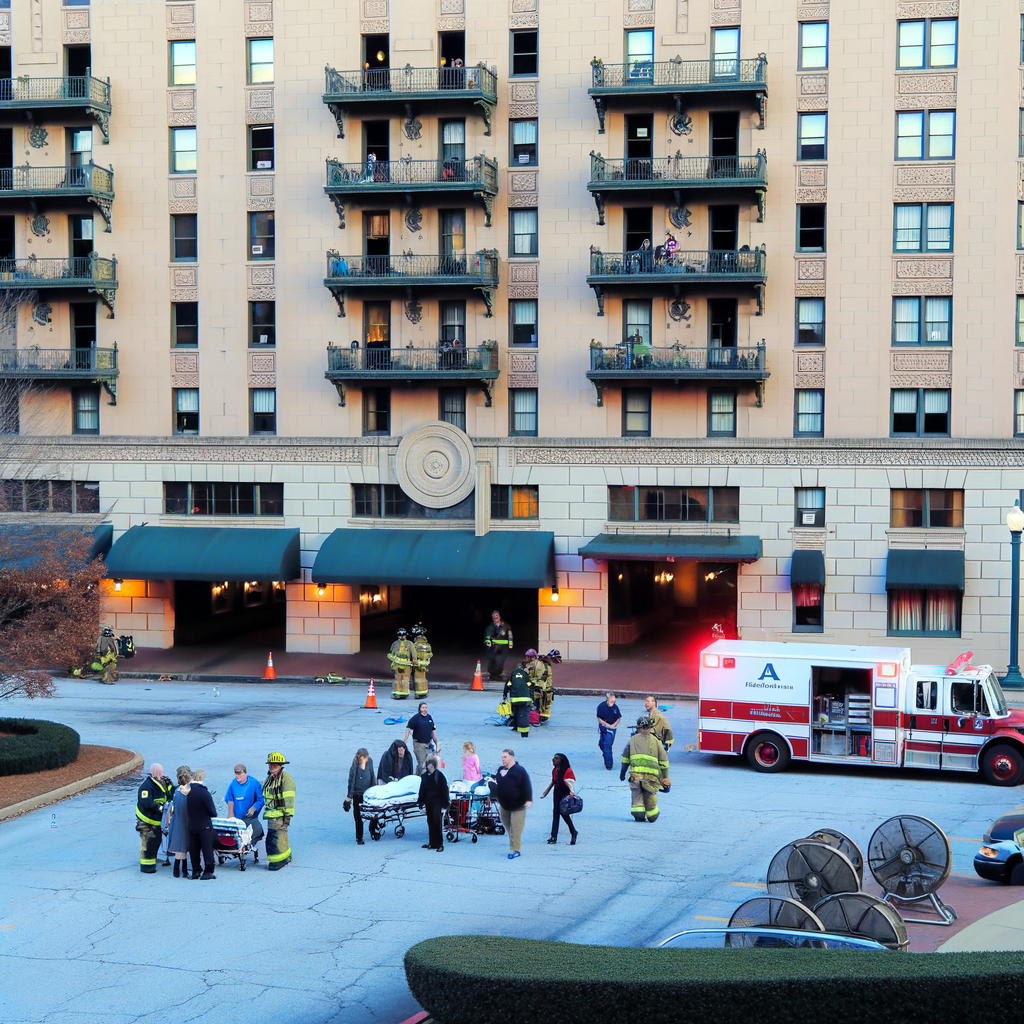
[471, 660, 484, 691]
[363, 678, 378, 709]
[264, 652, 277, 680]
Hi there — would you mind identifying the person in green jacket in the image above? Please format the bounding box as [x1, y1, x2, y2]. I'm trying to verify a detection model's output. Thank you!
[503, 661, 533, 738]
[263, 751, 295, 870]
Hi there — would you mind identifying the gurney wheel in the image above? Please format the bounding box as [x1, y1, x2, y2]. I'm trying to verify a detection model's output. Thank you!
[446, 831, 455, 843]
[217, 856, 224, 866]
[395, 825, 405, 839]
[471, 834, 478, 844]
[240, 860, 246, 872]
[496, 825, 506, 836]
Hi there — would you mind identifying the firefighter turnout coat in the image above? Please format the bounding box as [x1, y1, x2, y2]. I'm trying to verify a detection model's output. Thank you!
[135, 773, 173, 873]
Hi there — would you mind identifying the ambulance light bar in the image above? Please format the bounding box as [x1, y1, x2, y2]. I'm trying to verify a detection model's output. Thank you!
[877, 663, 898, 678]
[702, 653, 720, 668]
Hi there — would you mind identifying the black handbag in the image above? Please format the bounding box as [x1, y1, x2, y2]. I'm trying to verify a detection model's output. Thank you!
[559, 794, 583, 816]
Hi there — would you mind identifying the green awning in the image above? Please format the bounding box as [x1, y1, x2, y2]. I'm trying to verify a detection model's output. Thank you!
[578, 533, 762, 563]
[790, 549, 826, 587]
[885, 549, 964, 591]
[104, 525, 300, 581]
[0, 523, 112, 570]
[312, 529, 556, 588]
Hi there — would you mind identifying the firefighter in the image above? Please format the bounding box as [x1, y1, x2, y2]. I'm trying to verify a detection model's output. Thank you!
[411, 624, 432, 699]
[619, 715, 670, 823]
[262, 752, 295, 871]
[388, 628, 415, 699]
[503, 660, 533, 738]
[484, 610, 513, 680]
[135, 762, 174, 873]
[644, 694, 674, 751]
[94, 626, 118, 684]
[525, 648, 554, 724]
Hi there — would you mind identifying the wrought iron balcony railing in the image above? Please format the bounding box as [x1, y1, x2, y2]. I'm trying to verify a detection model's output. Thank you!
[0, 256, 118, 316]
[0, 346, 119, 402]
[0, 75, 112, 141]
[0, 163, 115, 229]
[588, 247, 766, 279]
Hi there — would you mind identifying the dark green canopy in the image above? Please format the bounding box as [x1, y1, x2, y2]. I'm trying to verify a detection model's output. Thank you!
[578, 533, 762, 563]
[885, 549, 964, 591]
[790, 549, 826, 587]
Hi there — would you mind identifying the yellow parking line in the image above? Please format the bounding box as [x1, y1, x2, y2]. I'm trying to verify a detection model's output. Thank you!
[694, 916, 730, 922]
[729, 881, 767, 888]
[949, 837, 978, 843]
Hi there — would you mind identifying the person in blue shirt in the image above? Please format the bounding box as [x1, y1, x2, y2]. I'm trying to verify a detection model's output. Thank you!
[596, 692, 622, 770]
[225, 763, 265, 857]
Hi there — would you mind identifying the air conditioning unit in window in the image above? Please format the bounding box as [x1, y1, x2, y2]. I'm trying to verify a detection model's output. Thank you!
[797, 507, 825, 528]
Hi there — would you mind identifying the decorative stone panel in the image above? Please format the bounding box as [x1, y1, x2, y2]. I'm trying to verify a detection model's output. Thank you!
[511, 12, 540, 27]
[364, 0, 389, 18]
[438, 17, 466, 29]
[890, 349, 952, 388]
[170, 266, 198, 302]
[1016, 255, 1024, 294]
[895, 1, 957, 16]
[246, 88, 274, 125]
[170, 350, 199, 389]
[894, 72, 956, 110]
[710, 0, 741, 26]
[395, 423, 475, 509]
[509, 350, 539, 388]
[63, 8, 89, 44]
[796, 164, 826, 203]
[676, 0, 690, 32]
[508, 193, 539, 208]
[794, 350, 824, 390]
[795, 258, 825, 298]
[623, 13, 655, 26]
[512, 0, 538, 10]
[169, 177, 197, 214]
[247, 174, 275, 211]
[509, 171, 538, 193]
[167, 3, 196, 40]
[893, 162, 954, 202]
[627, 0, 654, 9]
[248, 265, 275, 301]
[798, 0, 829, 18]
[892, 257, 953, 296]
[440, 0, 465, 12]
[1015, 350, 1024, 389]
[0, 11, 10, 46]
[796, 74, 827, 112]
[509, 81, 539, 118]
[508, 261, 539, 298]
[248, 349, 276, 387]
[362, 20, 391, 32]
[245, 2, 273, 37]
[167, 88, 196, 126]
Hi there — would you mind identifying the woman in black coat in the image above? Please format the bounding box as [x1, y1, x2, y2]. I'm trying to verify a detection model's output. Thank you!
[417, 754, 449, 852]
[185, 768, 218, 879]
[344, 748, 375, 845]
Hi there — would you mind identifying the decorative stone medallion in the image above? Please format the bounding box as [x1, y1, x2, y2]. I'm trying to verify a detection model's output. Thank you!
[394, 422, 475, 508]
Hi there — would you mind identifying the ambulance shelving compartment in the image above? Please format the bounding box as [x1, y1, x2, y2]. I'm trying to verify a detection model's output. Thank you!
[810, 666, 874, 758]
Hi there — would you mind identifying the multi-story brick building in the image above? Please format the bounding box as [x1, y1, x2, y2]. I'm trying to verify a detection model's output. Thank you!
[1, 0, 1022, 670]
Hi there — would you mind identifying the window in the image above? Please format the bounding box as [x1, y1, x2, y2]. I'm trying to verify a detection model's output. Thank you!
[712, 27, 740, 79]
[888, 589, 960, 637]
[608, 485, 739, 523]
[795, 487, 825, 527]
[623, 299, 651, 346]
[622, 388, 651, 437]
[69, 214, 93, 259]
[510, 208, 538, 256]
[441, 120, 465, 165]
[171, 213, 197, 261]
[250, 301, 275, 346]
[797, 113, 827, 160]
[891, 388, 950, 436]
[794, 390, 824, 437]
[1016, 391, 1024, 437]
[708, 389, 736, 437]
[248, 38, 274, 84]
[0, 480, 98, 513]
[172, 302, 198, 347]
[891, 297, 951, 345]
[174, 388, 199, 435]
[793, 582, 823, 632]
[440, 300, 465, 347]
[363, 388, 390, 436]
[796, 297, 825, 345]
[72, 388, 99, 435]
[897, 19, 957, 69]
[799, 22, 828, 69]
[249, 125, 274, 171]
[169, 41, 196, 86]
[170, 127, 197, 173]
[890, 489, 963, 528]
[352, 484, 474, 519]
[510, 119, 538, 166]
[797, 204, 825, 252]
[1018, 297, 1024, 345]
[249, 211, 274, 259]
[164, 482, 283, 516]
[439, 387, 466, 432]
[250, 388, 276, 435]
[69, 128, 92, 168]
[1019, 204, 1024, 250]
[896, 110, 954, 159]
[509, 388, 538, 436]
[894, 203, 952, 252]
[511, 30, 538, 76]
[625, 28, 654, 80]
[491, 484, 539, 519]
[510, 299, 537, 345]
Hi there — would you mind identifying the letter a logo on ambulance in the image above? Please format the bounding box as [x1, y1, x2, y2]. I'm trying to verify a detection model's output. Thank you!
[758, 663, 780, 681]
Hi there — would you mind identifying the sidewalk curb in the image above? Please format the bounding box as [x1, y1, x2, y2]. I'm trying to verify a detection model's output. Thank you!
[0, 750, 143, 823]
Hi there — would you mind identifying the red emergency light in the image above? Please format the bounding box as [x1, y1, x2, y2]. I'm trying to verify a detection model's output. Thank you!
[945, 651, 973, 676]
[702, 653, 720, 668]
[723, 657, 736, 668]
[877, 662, 898, 678]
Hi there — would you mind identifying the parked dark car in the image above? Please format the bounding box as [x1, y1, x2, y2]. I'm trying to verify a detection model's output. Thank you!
[974, 810, 1024, 884]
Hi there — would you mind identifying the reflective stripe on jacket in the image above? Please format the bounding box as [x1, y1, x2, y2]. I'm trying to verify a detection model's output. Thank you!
[135, 775, 173, 826]
[263, 769, 296, 820]
[388, 639, 415, 668]
[621, 734, 669, 781]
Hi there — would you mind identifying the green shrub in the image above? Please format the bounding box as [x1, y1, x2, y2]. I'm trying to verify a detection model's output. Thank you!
[0, 718, 81, 775]
[405, 936, 1024, 1024]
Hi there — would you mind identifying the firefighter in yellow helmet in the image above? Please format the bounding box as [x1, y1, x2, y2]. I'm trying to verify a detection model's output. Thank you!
[262, 752, 295, 870]
[525, 649, 555, 724]
[411, 624, 432, 700]
[644, 695, 674, 751]
[388, 628, 415, 699]
[619, 715, 670, 823]
[135, 762, 173, 873]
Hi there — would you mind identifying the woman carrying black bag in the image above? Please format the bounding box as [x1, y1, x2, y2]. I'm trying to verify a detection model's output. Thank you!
[417, 754, 450, 852]
[541, 752, 578, 845]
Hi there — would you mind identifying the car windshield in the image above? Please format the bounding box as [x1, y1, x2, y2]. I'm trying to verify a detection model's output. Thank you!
[985, 673, 1008, 717]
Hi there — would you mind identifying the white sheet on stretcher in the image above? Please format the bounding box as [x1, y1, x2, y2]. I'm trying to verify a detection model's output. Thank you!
[211, 817, 253, 846]
[449, 780, 492, 798]
[362, 776, 421, 807]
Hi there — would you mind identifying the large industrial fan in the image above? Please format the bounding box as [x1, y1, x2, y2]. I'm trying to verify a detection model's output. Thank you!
[806, 828, 864, 888]
[728, 895, 825, 933]
[812, 892, 909, 950]
[866, 815, 957, 925]
[766, 839, 860, 908]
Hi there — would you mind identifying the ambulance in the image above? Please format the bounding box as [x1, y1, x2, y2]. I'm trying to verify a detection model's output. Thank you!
[697, 640, 1024, 786]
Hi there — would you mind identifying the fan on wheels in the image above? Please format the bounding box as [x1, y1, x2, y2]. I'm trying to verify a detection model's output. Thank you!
[806, 828, 865, 888]
[728, 896, 825, 932]
[766, 840, 860, 908]
[812, 892, 909, 951]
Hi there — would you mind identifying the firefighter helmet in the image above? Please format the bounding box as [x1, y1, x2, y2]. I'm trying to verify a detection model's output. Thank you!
[524, 648, 539, 658]
[636, 714, 655, 730]
[266, 751, 289, 765]
[411, 624, 426, 637]
[396, 628, 408, 638]
[101, 626, 115, 637]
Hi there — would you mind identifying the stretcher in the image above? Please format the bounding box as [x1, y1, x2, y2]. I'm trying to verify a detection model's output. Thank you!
[211, 816, 256, 870]
[448, 778, 505, 839]
[360, 776, 425, 841]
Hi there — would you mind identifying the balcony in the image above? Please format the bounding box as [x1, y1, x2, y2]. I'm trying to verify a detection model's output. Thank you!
[588, 152, 767, 224]
[0, 256, 118, 317]
[325, 342, 499, 405]
[586, 342, 768, 406]
[0, 76, 112, 142]
[588, 56, 768, 133]
[324, 156, 499, 227]
[0, 346, 118, 403]
[324, 251, 499, 317]
[0, 164, 115, 230]
[323, 64, 498, 139]
[587, 247, 767, 315]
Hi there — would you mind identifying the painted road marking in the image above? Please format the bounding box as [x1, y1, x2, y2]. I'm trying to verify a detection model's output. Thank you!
[694, 916, 730, 922]
[730, 882, 767, 888]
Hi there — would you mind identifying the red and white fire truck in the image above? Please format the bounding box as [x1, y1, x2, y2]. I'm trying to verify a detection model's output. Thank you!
[698, 640, 1024, 786]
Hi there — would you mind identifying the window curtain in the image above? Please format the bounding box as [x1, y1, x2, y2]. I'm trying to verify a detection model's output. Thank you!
[441, 301, 465, 326]
[176, 389, 199, 413]
[892, 389, 918, 414]
[511, 300, 535, 324]
[925, 204, 951, 248]
[923, 389, 949, 414]
[888, 589, 923, 632]
[795, 488, 825, 509]
[442, 121, 465, 144]
[512, 120, 537, 145]
[253, 389, 276, 414]
[793, 584, 822, 608]
[925, 297, 950, 342]
[709, 391, 734, 433]
[893, 298, 919, 343]
[925, 590, 959, 633]
[511, 210, 537, 254]
[894, 205, 921, 249]
[798, 297, 824, 326]
[624, 299, 651, 344]
[796, 390, 823, 433]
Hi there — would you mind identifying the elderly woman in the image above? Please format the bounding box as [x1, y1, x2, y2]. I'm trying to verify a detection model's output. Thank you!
[344, 748, 375, 845]
[166, 765, 192, 877]
[417, 753, 450, 852]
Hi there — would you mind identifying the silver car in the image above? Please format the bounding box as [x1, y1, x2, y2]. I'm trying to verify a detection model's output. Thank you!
[655, 927, 890, 951]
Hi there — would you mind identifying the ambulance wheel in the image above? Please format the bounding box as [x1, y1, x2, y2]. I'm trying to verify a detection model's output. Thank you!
[395, 825, 405, 839]
[980, 743, 1024, 787]
[746, 732, 791, 773]
[471, 834, 478, 843]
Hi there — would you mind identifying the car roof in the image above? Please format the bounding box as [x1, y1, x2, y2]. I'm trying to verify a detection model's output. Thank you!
[655, 927, 888, 951]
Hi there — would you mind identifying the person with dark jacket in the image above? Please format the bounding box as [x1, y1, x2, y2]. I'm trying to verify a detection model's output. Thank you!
[185, 769, 218, 880]
[417, 754, 450, 852]
[377, 739, 414, 784]
[541, 752, 578, 846]
[493, 748, 532, 860]
[344, 748, 375, 845]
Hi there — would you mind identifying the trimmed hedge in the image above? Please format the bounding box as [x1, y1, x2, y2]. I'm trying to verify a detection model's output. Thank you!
[405, 935, 1024, 1024]
[0, 719, 81, 775]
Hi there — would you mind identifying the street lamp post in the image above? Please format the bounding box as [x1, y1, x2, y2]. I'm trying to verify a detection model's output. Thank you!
[1004, 500, 1024, 690]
